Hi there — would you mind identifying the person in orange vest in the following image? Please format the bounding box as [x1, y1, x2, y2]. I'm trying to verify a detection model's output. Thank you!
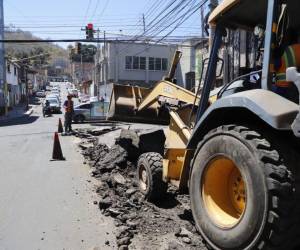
[275, 44, 300, 103]
[63, 94, 74, 133]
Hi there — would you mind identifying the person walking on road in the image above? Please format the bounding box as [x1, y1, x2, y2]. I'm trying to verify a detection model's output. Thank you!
[63, 94, 74, 134]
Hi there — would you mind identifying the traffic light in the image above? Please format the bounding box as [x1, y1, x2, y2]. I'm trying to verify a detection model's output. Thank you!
[86, 23, 94, 40]
[75, 42, 82, 54]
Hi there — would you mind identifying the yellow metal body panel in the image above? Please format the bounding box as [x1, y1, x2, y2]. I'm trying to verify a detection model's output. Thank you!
[163, 149, 185, 180]
[166, 51, 182, 80]
[107, 83, 169, 124]
[166, 111, 191, 149]
[208, 0, 239, 25]
[163, 148, 194, 189]
[163, 104, 195, 189]
[138, 80, 200, 112]
[208, 0, 268, 30]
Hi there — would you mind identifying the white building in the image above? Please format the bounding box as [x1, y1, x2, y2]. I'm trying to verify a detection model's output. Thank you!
[177, 38, 209, 91]
[6, 60, 21, 107]
[97, 41, 181, 91]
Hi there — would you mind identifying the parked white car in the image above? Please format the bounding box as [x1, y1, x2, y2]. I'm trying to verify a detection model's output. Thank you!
[78, 93, 90, 103]
[89, 96, 99, 102]
[36, 90, 46, 98]
[46, 94, 60, 104]
[51, 90, 60, 97]
[68, 88, 78, 98]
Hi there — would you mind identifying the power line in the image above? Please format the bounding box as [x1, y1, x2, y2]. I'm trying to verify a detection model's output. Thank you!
[3, 24, 202, 29]
[144, 0, 204, 41]
[0, 36, 205, 44]
[130, 0, 209, 57]
[83, 0, 93, 22]
[79, 0, 93, 37]
[145, 0, 196, 37]
[117, 0, 191, 54]
[0, 38, 160, 43]
[4, 0, 203, 46]
[144, 0, 165, 19]
[96, 0, 110, 23]
[90, 0, 101, 21]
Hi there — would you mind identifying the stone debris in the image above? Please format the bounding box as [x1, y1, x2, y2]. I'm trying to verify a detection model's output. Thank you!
[175, 227, 194, 238]
[78, 128, 206, 250]
[74, 127, 118, 138]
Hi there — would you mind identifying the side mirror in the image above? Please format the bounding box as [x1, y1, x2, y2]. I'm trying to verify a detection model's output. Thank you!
[286, 67, 300, 137]
[216, 58, 224, 78]
[286, 67, 300, 95]
[286, 67, 300, 82]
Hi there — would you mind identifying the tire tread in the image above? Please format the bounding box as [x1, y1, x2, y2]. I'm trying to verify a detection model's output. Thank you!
[137, 152, 168, 201]
[195, 124, 300, 250]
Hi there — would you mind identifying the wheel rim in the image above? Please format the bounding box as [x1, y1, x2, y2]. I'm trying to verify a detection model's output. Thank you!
[138, 164, 148, 192]
[202, 156, 247, 228]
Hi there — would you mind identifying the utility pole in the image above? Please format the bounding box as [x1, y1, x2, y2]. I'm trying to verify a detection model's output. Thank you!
[0, 0, 7, 115]
[209, 0, 219, 50]
[25, 66, 29, 110]
[103, 31, 107, 98]
[200, 5, 205, 37]
[95, 28, 100, 98]
[81, 53, 83, 84]
[142, 14, 146, 33]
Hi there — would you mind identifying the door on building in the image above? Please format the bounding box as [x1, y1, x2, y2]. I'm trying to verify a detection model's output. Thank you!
[185, 72, 195, 91]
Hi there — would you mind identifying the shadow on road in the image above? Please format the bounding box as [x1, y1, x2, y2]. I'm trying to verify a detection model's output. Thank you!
[152, 192, 180, 209]
[178, 209, 194, 223]
[30, 97, 42, 105]
[0, 115, 39, 127]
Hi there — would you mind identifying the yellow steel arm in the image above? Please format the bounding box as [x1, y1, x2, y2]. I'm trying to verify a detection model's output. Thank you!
[137, 80, 200, 112]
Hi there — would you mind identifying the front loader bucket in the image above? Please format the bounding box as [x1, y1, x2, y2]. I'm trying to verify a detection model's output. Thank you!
[107, 84, 169, 124]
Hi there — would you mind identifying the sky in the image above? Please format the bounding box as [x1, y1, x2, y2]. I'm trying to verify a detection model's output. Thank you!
[3, 0, 204, 48]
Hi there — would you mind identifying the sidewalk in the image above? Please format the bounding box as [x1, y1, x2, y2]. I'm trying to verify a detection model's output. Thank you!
[0, 103, 34, 122]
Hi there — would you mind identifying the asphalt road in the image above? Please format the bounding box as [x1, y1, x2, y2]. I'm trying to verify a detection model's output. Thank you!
[0, 84, 116, 250]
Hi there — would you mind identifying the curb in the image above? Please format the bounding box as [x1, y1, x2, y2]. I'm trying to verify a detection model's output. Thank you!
[25, 108, 34, 116]
[0, 107, 34, 123]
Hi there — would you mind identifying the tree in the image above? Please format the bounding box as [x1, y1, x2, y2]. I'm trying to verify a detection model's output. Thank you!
[70, 44, 97, 63]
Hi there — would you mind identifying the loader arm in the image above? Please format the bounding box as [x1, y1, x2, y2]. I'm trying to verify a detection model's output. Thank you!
[164, 50, 182, 82]
[137, 80, 200, 112]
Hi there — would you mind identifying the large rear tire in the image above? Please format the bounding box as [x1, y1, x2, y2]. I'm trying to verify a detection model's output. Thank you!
[190, 125, 300, 250]
[137, 152, 168, 201]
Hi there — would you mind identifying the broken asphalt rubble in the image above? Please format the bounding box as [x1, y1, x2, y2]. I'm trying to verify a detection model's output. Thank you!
[76, 127, 206, 250]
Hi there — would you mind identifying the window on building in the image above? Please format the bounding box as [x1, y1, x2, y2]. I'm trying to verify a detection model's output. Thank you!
[125, 56, 132, 69]
[140, 57, 146, 70]
[14, 66, 17, 76]
[162, 58, 168, 71]
[155, 58, 161, 71]
[148, 57, 168, 71]
[149, 57, 155, 70]
[125, 56, 147, 70]
[7, 63, 11, 73]
[133, 56, 139, 70]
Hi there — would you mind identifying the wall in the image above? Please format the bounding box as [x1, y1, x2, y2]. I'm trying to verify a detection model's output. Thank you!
[99, 42, 181, 88]
[71, 61, 94, 85]
[6, 62, 20, 106]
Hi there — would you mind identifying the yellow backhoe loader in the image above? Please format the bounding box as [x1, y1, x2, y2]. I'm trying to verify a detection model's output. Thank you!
[108, 0, 300, 249]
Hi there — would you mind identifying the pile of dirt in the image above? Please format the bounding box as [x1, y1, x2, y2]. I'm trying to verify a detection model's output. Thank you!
[79, 128, 206, 250]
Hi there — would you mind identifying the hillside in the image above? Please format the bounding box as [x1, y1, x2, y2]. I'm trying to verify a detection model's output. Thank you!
[4, 28, 69, 72]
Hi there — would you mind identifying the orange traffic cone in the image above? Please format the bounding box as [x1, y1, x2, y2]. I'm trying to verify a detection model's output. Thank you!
[58, 118, 64, 133]
[51, 132, 65, 161]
